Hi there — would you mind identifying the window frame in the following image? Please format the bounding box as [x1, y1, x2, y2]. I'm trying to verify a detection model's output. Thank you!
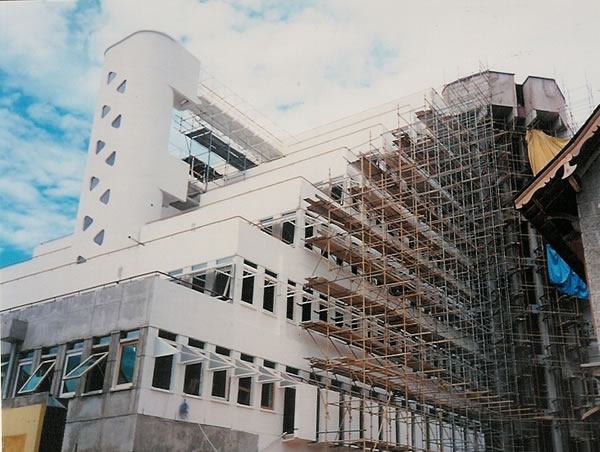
[60, 349, 83, 397]
[113, 332, 139, 389]
[260, 360, 276, 410]
[212, 264, 234, 301]
[64, 352, 108, 380]
[241, 261, 257, 305]
[262, 271, 278, 313]
[13, 353, 33, 397]
[286, 281, 297, 321]
[17, 360, 56, 395]
[210, 347, 231, 400]
[151, 334, 178, 391]
[236, 354, 254, 407]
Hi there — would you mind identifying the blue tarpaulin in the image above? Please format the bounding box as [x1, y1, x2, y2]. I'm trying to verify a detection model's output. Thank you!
[546, 244, 588, 299]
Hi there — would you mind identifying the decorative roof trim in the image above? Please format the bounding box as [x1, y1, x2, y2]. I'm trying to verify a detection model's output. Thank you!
[515, 107, 600, 209]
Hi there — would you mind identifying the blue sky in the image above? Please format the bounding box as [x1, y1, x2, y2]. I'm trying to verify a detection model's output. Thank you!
[1, 0, 599, 267]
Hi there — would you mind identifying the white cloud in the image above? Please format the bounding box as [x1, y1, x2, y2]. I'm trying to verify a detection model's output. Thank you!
[1, 0, 600, 262]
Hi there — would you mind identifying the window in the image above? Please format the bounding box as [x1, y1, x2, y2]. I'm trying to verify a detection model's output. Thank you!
[241, 260, 257, 305]
[260, 360, 276, 410]
[115, 331, 138, 387]
[82, 335, 111, 393]
[258, 212, 296, 245]
[181, 260, 234, 302]
[18, 360, 55, 394]
[61, 341, 84, 396]
[331, 183, 344, 204]
[213, 265, 233, 301]
[237, 354, 254, 406]
[286, 281, 296, 320]
[301, 289, 313, 322]
[93, 230, 105, 246]
[152, 331, 177, 390]
[65, 352, 108, 393]
[259, 217, 274, 236]
[280, 213, 296, 245]
[184, 363, 203, 396]
[334, 310, 345, 327]
[304, 213, 321, 250]
[117, 80, 127, 93]
[14, 351, 34, 396]
[111, 114, 122, 128]
[1, 355, 9, 387]
[17, 348, 57, 395]
[263, 270, 277, 313]
[183, 338, 204, 396]
[211, 347, 231, 399]
[319, 294, 328, 322]
[189, 264, 207, 293]
[283, 386, 296, 434]
[152, 355, 173, 390]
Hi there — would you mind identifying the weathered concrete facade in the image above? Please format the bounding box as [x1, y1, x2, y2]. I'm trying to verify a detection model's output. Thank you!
[578, 152, 600, 336]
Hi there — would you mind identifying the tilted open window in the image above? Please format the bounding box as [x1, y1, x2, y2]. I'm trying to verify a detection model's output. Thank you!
[18, 360, 55, 394]
[64, 352, 108, 381]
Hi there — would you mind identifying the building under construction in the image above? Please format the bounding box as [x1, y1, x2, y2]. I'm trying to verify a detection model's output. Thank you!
[2, 31, 599, 451]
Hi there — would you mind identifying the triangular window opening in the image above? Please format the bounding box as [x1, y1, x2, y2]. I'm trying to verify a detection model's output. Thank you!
[93, 230, 105, 246]
[95, 141, 105, 154]
[117, 80, 127, 94]
[100, 189, 110, 205]
[90, 176, 99, 191]
[83, 216, 93, 231]
[111, 115, 122, 129]
[101, 105, 111, 118]
[107, 72, 116, 84]
[105, 152, 116, 166]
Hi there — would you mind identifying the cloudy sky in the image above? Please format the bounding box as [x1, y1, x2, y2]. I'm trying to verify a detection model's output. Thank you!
[1, 0, 598, 267]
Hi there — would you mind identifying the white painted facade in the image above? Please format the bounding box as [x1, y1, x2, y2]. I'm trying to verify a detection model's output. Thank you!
[0, 31, 486, 451]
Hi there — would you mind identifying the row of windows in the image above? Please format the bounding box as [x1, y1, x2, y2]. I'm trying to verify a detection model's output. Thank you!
[171, 257, 303, 322]
[150, 330, 300, 413]
[170, 256, 399, 330]
[6, 330, 139, 399]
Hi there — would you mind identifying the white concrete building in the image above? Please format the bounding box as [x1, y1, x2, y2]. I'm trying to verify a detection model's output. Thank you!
[2, 31, 599, 452]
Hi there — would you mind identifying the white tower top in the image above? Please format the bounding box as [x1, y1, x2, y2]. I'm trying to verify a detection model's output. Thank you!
[73, 31, 201, 261]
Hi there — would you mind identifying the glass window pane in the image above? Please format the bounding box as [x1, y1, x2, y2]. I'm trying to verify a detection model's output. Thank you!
[213, 268, 232, 300]
[62, 354, 82, 394]
[15, 363, 32, 394]
[84, 360, 106, 392]
[183, 363, 202, 396]
[19, 361, 55, 393]
[192, 273, 206, 293]
[152, 356, 173, 390]
[282, 221, 295, 244]
[211, 370, 227, 398]
[237, 377, 252, 406]
[241, 272, 254, 304]
[261, 383, 274, 409]
[117, 343, 137, 385]
[64, 353, 107, 379]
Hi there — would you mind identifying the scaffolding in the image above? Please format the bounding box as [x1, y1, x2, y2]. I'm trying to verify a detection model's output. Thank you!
[300, 72, 600, 451]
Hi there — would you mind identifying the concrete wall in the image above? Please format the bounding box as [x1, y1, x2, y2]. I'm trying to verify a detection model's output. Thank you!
[2, 279, 153, 351]
[442, 71, 517, 112]
[133, 415, 258, 452]
[522, 76, 570, 131]
[578, 153, 600, 341]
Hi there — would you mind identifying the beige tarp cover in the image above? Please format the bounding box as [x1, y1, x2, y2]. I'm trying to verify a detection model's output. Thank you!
[526, 129, 570, 176]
